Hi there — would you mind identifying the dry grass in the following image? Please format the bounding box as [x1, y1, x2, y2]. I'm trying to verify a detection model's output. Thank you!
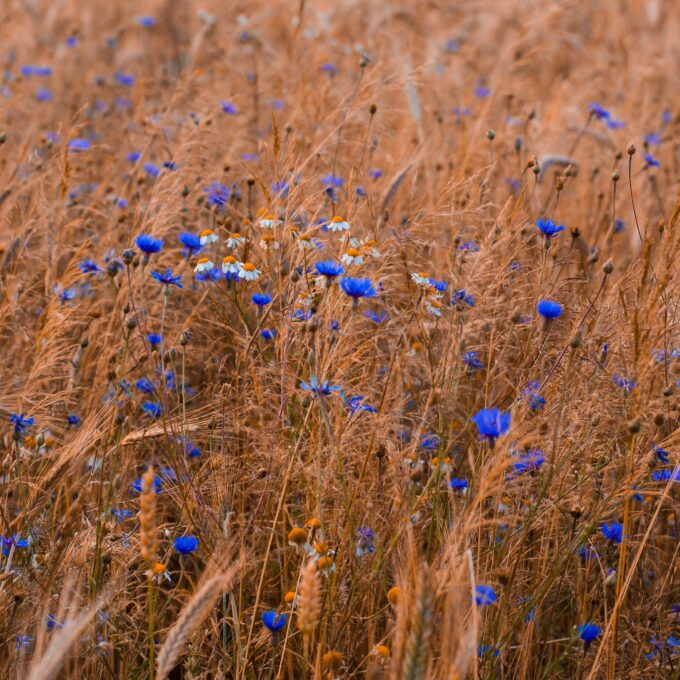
[1, 0, 680, 677]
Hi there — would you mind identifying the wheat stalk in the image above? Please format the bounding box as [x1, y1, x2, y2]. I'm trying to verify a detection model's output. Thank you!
[156, 568, 238, 680]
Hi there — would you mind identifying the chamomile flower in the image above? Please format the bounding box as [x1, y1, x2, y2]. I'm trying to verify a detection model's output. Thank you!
[194, 257, 214, 273]
[226, 232, 246, 249]
[260, 232, 279, 251]
[297, 233, 315, 250]
[222, 255, 242, 274]
[362, 239, 381, 258]
[199, 228, 218, 245]
[327, 215, 350, 232]
[425, 298, 442, 317]
[341, 247, 363, 266]
[411, 271, 430, 286]
[259, 213, 281, 229]
[238, 262, 261, 281]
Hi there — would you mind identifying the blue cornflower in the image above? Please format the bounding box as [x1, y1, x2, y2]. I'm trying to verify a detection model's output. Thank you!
[612, 375, 635, 394]
[2, 535, 29, 556]
[114, 72, 135, 87]
[135, 378, 155, 394]
[21, 65, 52, 77]
[444, 37, 459, 53]
[601, 522, 623, 544]
[46, 614, 63, 630]
[135, 15, 155, 27]
[613, 218, 625, 233]
[578, 623, 601, 644]
[428, 278, 447, 292]
[537, 299, 563, 319]
[150, 269, 182, 288]
[163, 161, 177, 171]
[66, 414, 80, 427]
[179, 232, 202, 256]
[68, 138, 90, 152]
[300, 376, 341, 397]
[173, 535, 198, 554]
[221, 100, 236, 114]
[112, 508, 133, 522]
[79, 259, 101, 275]
[458, 241, 479, 252]
[356, 186, 367, 197]
[36, 87, 52, 102]
[511, 450, 545, 476]
[10, 413, 34, 436]
[204, 182, 230, 209]
[449, 478, 469, 492]
[644, 153, 660, 168]
[314, 260, 344, 278]
[261, 329, 277, 341]
[588, 102, 610, 120]
[15, 634, 33, 650]
[645, 132, 661, 146]
[475, 584, 497, 606]
[536, 218, 564, 238]
[474, 85, 490, 98]
[346, 395, 377, 414]
[271, 180, 289, 198]
[340, 277, 376, 299]
[452, 289, 475, 307]
[470, 408, 511, 441]
[654, 445, 670, 464]
[262, 610, 287, 632]
[135, 234, 163, 254]
[579, 545, 598, 561]
[356, 527, 375, 557]
[520, 381, 545, 410]
[662, 109, 673, 125]
[127, 151, 141, 163]
[65, 36, 77, 47]
[463, 351, 484, 370]
[368, 168, 383, 180]
[252, 292, 272, 306]
[141, 402, 161, 418]
[56, 286, 78, 303]
[147, 334, 162, 349]
[320, 174, 344, 188]
[364, 309, 388, 324]
[652, 467, 680, 482]
[321, 63, 337, 74]
[143, 163, 160, 178]
[421, 433, 440, 450]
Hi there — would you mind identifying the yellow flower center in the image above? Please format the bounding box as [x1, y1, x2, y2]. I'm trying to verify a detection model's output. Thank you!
[197, 257, 210, 264]
[200, 229, 213, 237]
[262, 213, 275, 221]
[242, 262, 255, 271]
[230, 232, 242, 239]
[223, 256, 236, 264]
[331, 215, 345, 222]
[346, 247, 360, 257]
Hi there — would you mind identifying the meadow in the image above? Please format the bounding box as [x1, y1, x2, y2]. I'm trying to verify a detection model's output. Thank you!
[2, 0, 680, 678]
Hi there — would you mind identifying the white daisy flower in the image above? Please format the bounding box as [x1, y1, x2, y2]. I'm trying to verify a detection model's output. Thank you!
[259, 213, 281, 229]
[341, 248, 363, 267]
[226, 232, 246, 248]
[199, 229, 218, 245]
[260, 233, 280, 251]
[222, 255, 242, 274]
[238, 262, 261, 281]
[411, 271, 430, 286]
[194, 257, 214, 273]
[425, 298, 442, 317]
[298, 234, 315, 250]
[327, 215, 350, 232]
[362, 239, 381, 258]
